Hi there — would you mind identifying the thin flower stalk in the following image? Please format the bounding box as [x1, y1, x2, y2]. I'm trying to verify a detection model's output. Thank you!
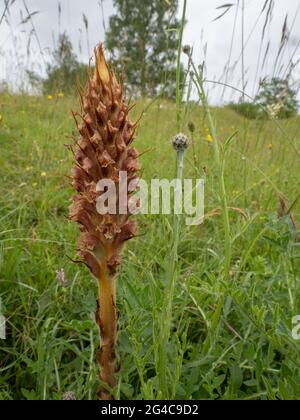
[158, 134, 189, 398]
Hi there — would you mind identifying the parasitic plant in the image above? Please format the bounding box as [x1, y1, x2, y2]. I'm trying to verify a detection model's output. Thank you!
[69, 45, 140, 400]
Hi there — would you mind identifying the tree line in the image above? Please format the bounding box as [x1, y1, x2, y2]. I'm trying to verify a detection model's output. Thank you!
[30, 0, 180, 98]
[28, 0, 297, 117]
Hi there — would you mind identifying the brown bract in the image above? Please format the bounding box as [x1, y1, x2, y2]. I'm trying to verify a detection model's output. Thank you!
[69, 45, 140, 278]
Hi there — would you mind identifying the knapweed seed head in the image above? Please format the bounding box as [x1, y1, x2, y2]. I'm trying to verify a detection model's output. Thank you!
[172, 133, 189, 153]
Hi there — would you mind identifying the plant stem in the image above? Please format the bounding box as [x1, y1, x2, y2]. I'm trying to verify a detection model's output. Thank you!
[176, 0, 187, 132]
[96, 264, 118, 400]
[190, 132, 198, 175]
[241, 0, 245, 101]
[158, 0, 187, 398]
[173, 150, 185, 262]
[159, 150, 185, 399]
[191, 63, 231, 279]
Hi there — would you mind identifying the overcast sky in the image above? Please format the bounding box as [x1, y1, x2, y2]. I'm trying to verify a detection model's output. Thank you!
[1, 0, 300, 103]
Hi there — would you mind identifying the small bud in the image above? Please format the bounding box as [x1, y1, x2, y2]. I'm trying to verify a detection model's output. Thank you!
[56, 268, 66, 287]
[172, 133, 189, 152]
[62, 391, 76, 400]
[183, 45, 191, 56]
[188, 121, 195, 133]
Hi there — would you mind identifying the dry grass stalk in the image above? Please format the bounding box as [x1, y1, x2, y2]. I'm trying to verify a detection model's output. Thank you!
[204, 207, 248, 221]
[278, 194, 298, 233]
[69, 44, 140, 399]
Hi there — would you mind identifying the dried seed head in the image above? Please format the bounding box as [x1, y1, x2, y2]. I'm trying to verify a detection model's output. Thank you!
[56, 268, 66, 287]
[172, 133, 189, 153]
[62, 391, 76, 400]
[69, 44, 140, 278]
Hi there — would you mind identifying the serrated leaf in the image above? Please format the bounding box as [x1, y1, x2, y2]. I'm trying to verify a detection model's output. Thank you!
[21, 388, 38, 400]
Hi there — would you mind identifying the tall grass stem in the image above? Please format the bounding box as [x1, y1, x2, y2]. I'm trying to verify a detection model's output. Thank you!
[191, 62, 231, 278]
[159, 149, 186, 399]
[176, 0, 187, 132]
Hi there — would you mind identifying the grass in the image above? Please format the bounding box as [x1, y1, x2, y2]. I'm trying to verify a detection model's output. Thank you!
[0, 92, 300, 400]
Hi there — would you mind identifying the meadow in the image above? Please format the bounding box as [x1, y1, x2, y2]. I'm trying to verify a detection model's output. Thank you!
[0, 91, 300, 400]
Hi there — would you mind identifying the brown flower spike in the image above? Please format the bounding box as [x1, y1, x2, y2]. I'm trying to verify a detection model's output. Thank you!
[69, 45, 140, 399]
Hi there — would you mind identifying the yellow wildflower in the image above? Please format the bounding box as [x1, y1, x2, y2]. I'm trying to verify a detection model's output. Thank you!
[47, 95, 53, 100]
[268, 143, 273, 150]
[57, 92, 64, 98]
[25, 166, 33, 172]
[207, 134, 213, 143]
[32, 182, 38, 188]
[41, 171, 47, 177]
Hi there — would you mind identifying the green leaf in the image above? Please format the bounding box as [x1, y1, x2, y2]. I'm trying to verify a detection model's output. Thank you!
[278, 380, 290, 400]
[213, 374, 226, 389]
[21, 388, 38, 400]
[230, 366, 243, 390]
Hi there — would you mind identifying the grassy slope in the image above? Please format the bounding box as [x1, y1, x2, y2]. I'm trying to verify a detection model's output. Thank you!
[0, 93, 300, 400]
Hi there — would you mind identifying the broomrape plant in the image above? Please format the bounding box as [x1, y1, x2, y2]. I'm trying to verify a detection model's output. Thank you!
[69, 45, 140, 400]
